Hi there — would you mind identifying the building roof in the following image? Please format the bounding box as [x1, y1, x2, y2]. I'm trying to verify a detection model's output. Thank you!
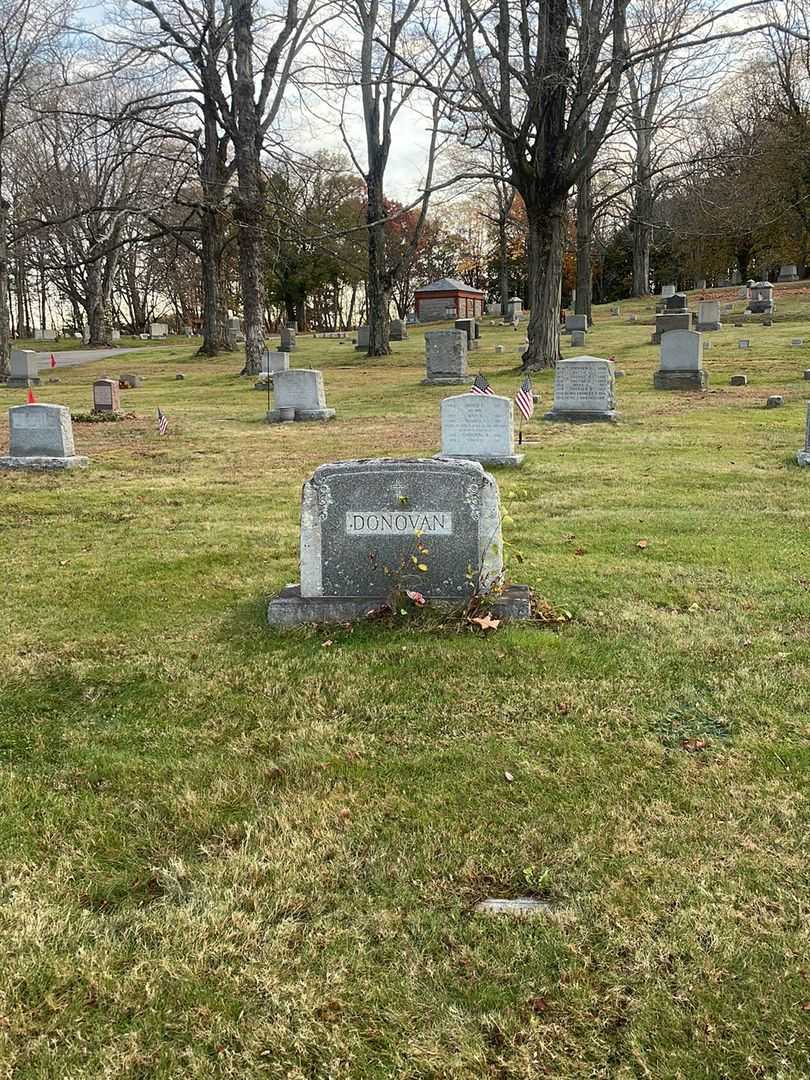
[414, 278, 486, 296]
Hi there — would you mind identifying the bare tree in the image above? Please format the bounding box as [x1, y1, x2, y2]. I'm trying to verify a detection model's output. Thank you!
[0, 0, 66, 375]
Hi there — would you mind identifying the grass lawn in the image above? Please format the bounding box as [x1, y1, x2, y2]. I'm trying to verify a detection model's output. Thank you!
[0, 287, 808, 1078]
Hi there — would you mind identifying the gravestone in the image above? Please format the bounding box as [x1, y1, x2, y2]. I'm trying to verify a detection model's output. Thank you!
[506, 297, 523, 319]
[111, 330, 121, 342]
[661, 284, 676, 298]
[280, 324, 297, 352]
[455, 319, 480, 351]
[34, 328, 58, 341]
[654, 329, 707, 390]
[797, 403, 810, 466]
[766, 395, 784, 408]
[6, 350, 40, 387]
[390, 319, 408, 341]
[739, 339, 751, 349]
[696, 278, 707, 290]
[266, 457, 531, 625]
[0, 403, 88, 470]
[437, 392, 523, 466]
[565, 313, 588, 333]
[495, 344, 504, 354]
[423, 330, 468, 385]
[355, 325, 370, 351]
[486, 302, 501, 316]
[119, 373, 143, 388]
[571, 329, 586, 347]
[792, 338, 804, 347]
[261, 349, 290, 374]
[254, 350, 290, 388]
[150, 322, 168, 338]
[544, 356, 617, 423]
[92, 378, 120, 413]
[778, 264, 799, 281]
[651, 311, 693, 344]
[665, 292, 689, 313]
[266, 369, 334, 423]
[730, 374, 747, 386]
[697, 300, 722, 331]
[749, 282, 774, 314]
[611, 305, 621, 316]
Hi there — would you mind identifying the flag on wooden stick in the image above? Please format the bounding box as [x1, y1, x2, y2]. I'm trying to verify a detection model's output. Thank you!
[514, 375, 534, 421]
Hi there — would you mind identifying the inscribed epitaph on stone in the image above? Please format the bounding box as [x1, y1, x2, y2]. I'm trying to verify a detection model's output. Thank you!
[0, 403, 88, 469]
[437, 393, 523, 466]
[266, 458, 531, 624]
[423, 330, 468, 385]
[543, 356, 617, 423]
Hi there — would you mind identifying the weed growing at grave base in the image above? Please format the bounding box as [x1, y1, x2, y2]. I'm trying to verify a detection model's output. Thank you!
[0, 290, 809, 1078]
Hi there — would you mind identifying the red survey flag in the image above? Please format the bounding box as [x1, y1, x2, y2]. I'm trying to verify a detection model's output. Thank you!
[26, 387, 37, 404]
[49, 353, 57, 368]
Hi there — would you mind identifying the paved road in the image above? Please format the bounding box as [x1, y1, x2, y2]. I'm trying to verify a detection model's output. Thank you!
[35, 346, 169, 371]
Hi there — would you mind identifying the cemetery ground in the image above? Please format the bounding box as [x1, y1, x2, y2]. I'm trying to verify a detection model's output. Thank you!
[1, 290, 809, 1078]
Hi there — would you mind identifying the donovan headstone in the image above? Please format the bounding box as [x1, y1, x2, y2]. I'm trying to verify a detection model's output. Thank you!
[0, 403, 88, 470]
[797, 403, 810, 466]
[544, 356, 617, 423]
[6, 350, 40, 387]
[265, 457, 530, 625]
[437, 393, 523, 467]
[654, 329, 707, 390]
[423, 330, 468, 385]
[266, 369, 334, 423]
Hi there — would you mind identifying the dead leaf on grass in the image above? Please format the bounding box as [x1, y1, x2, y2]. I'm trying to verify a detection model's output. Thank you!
[469, 613, 501, 631]
[680, 738, 707, 752]
[637, 539, 649, 549]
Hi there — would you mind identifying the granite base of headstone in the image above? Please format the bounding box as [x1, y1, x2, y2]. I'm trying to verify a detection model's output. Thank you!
[265, 368, 334, 422]
[0, 403, 88, 470]
[266, 457, 531, 626]
[543, 356, 618, 423]
[436, 392, 524, 466]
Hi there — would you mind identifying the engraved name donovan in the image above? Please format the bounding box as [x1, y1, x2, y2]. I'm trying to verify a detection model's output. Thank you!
[345, 511, 453, 536]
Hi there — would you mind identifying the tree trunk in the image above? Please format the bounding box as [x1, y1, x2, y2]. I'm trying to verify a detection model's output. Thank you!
[233, 0, 267, 375]
[522, 199, 565, 371]
[365, 164, 390, 356]
[498, 212, 509, 317]
[631, 177, 653, 297]
[575, 167, 593, 324]
[0, 198, 9, 377]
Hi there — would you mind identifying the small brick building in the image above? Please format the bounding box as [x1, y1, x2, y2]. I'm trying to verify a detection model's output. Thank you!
[414, 278, 486, 323]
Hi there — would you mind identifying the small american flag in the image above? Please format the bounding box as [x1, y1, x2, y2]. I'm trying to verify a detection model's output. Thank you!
[471, 373, 494, 396]
[156, 407, 168, 435]
[514, 375, 534, 421]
